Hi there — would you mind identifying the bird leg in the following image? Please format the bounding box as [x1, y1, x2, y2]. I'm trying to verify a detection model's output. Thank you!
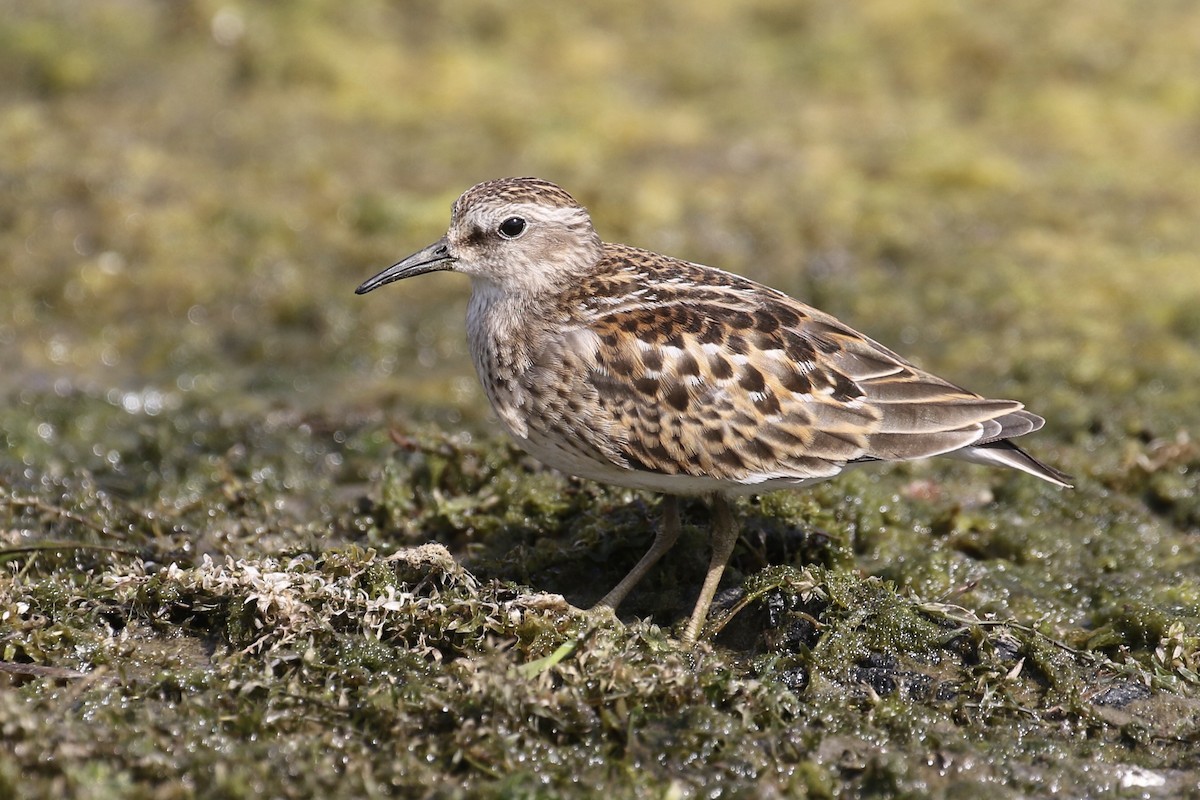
[681, 493, 739, 646]
[592, 495, 681, 612]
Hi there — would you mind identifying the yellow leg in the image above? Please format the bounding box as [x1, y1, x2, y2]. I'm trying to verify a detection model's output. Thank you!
[681, 494, 739, 646]
[592, 495, 681, 612]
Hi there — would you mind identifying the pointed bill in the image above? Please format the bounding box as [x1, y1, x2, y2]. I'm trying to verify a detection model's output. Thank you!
[355, 238, 455, 295]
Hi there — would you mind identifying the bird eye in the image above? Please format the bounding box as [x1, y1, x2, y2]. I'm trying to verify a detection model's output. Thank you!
[497, 217, 527, 239]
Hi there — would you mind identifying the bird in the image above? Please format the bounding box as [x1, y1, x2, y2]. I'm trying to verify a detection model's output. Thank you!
[355, 177, 1071, 646]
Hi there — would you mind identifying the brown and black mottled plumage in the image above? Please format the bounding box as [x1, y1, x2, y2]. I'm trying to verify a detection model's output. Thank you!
[356, 177, 1071, 645]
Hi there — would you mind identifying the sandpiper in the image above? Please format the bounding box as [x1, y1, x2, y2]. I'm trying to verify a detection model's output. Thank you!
[356, 177, 1070, 645]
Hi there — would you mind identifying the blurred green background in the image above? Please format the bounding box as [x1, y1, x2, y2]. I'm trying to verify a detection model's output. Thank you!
[4, 0, 1198, 435]
[3, 1, 1199, 797]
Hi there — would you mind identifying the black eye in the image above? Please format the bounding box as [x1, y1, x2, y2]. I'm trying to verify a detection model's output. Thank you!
[497, 217, 527, 239]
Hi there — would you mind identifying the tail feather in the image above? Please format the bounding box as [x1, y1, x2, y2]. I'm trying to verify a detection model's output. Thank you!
[951, 439, 1073, 488]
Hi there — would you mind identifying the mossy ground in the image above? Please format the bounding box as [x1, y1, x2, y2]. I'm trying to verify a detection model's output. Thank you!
[3, 1, 1200, 797]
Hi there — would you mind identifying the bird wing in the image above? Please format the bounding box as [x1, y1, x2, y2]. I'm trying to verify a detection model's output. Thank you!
[522, 264, 1042, 486]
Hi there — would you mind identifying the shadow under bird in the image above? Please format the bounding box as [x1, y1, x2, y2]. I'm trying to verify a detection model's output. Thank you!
[356, 177, 1071, 646]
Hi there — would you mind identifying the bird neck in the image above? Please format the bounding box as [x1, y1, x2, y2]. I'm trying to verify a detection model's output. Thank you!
[466, 278, 548, 350]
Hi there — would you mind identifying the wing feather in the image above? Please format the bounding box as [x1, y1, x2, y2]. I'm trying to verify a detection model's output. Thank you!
[518, 245, 1059, 487]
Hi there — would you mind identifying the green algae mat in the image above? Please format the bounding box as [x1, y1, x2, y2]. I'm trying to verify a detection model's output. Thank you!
[2, 2, 1199, 797]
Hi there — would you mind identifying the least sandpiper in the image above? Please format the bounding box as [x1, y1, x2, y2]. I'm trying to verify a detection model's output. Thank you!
[356, 177, 1070, 645]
